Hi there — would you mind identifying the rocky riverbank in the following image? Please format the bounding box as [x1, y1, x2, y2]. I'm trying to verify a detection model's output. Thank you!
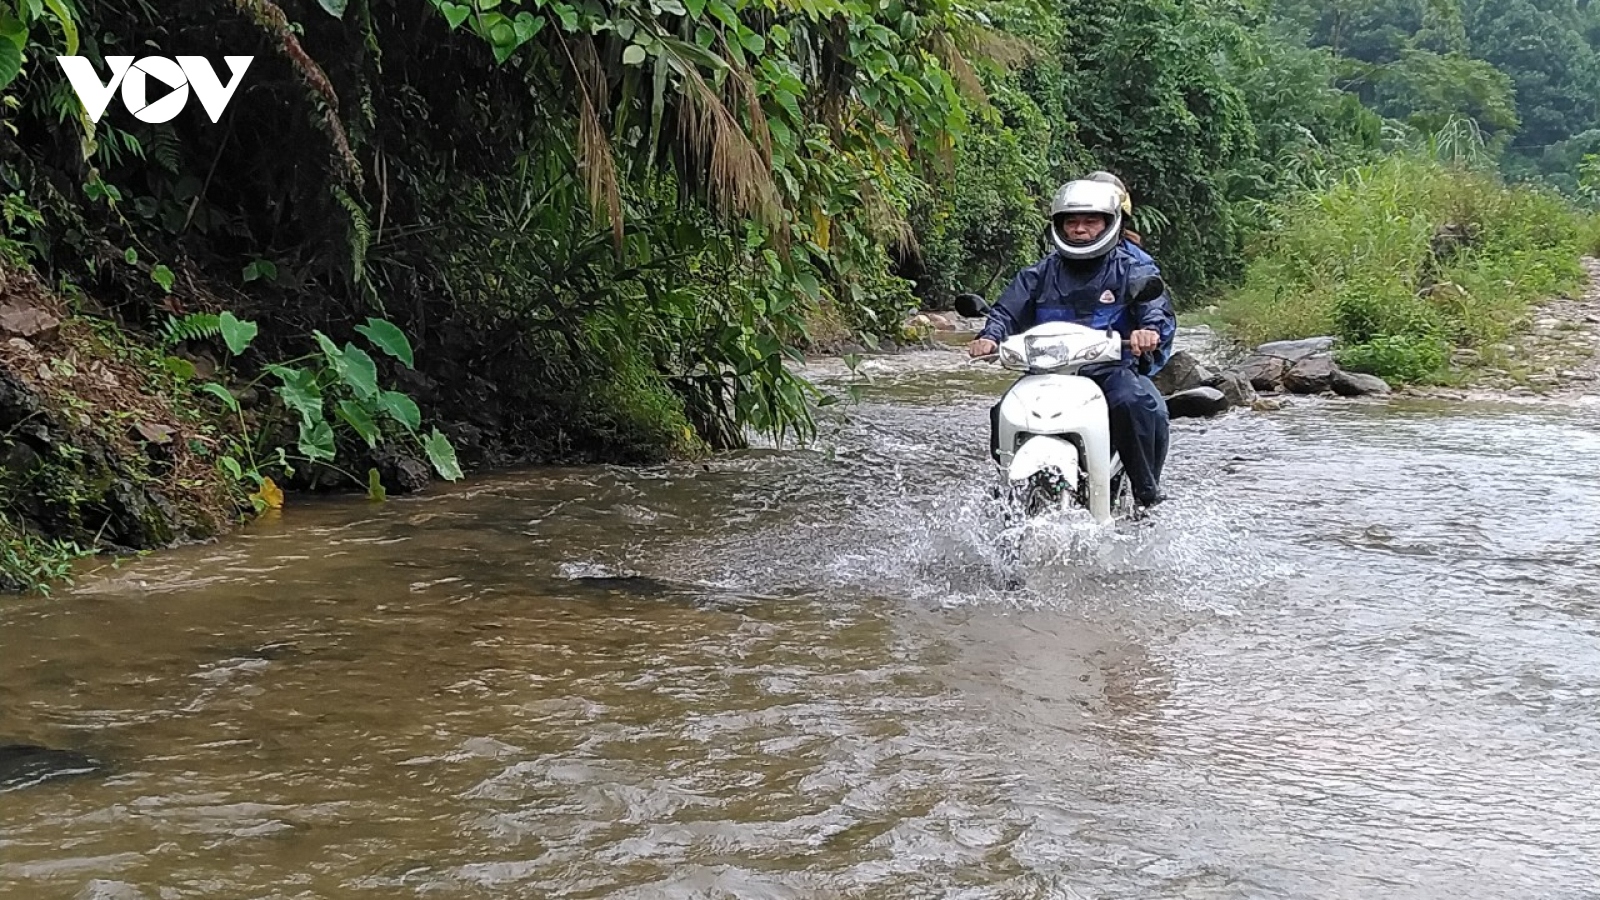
[1394, 255, 1600, 405]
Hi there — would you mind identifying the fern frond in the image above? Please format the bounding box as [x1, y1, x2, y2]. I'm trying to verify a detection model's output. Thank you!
[147, 128, 182, 175]
[161, 312, 222, 348]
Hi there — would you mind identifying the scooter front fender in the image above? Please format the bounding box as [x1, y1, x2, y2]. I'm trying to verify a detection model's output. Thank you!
[1006, 435, 1080, 491]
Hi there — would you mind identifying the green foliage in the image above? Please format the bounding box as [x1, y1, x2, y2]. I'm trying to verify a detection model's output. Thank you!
[176, 311, 462, 505]
[1218, 149, 1592, 382]
[1337, 332, 1451, 382]
[1, 513, 91, 596]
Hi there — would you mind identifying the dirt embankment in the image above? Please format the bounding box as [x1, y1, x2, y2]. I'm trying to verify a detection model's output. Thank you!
[2, 267, 238, 591]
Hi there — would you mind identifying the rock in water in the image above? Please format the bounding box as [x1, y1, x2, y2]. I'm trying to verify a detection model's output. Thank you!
[1332, 369, 1392, 396]
[1235, 354, 1287, 392]
[1282, 354, 1336, 393]
[1150, 350, 1213, 396]
[1166, 386, 1230, 419]
[0, 743, 103, 791]
[1206, 370, 1258, 408]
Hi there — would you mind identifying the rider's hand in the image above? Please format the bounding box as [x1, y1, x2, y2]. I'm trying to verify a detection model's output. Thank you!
[968, 338, 998, 358]
[1129, 329, 1160, 356]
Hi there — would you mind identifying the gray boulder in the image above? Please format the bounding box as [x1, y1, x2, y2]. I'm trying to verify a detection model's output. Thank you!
[1206, 369, 1259, 407]
[1331, 369, 1392, 396]
[1283, 354, 1337, 393]
[1254, 336, 1336, 361]
[1236, 354, 1288, 391]
[1166, 386, 1230, 419]
[1151, 350, 1213, 396]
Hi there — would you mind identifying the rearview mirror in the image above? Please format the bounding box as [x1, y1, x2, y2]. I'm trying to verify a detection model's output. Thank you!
[1127, 274, 1166, 305]
[954, 293, 990, 318]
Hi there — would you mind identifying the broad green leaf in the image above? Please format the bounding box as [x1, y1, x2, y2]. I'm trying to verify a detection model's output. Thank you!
[220, 455, 244, 480]
[513, 11, 543, 42]
[653, 0, 687, 14]
[441, 2, 471, 28]
[318, 0, 349, 15]
[270, 365, 324, 425]
[123, 246, 137, 264]
[336, 399, 380, 448]
[219, 310, 258, 355]
[151, 264, 175, 293]
[424, 428, 463, 480]
[354, 317, 414, 367]
[685, 0, 706, 17]
[708, 0, 739, 30]
[795, 270, 820, 300]
[622, 43, 646, 65]
[40, 0, 77, 55]
[314, 330, 346, 375]
[242, 259, 277, 283]
[339, 344, 379, 399]
[774, 89, 802, 124]
[0, 11, 25, 45]
[198, 381, 239, 412]
[367, 467, 388, 502]
[378, 390, 421, 431]
[298, 417, 336, 462]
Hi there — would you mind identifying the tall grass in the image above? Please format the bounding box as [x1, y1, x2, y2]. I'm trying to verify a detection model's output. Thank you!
[1218, 152, 1597, 383]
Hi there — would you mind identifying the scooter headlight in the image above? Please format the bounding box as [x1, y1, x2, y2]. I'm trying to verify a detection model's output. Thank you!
[1022, 334, 1074, 371]
[1072, 340, 1110, 361]
[999, 342, 1028, 370]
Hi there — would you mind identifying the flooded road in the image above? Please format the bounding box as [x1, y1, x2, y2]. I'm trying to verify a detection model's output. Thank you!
[4, 345, 1600, 899]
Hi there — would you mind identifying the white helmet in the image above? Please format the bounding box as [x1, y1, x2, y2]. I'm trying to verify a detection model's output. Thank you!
[1048, 180, 1123, 260]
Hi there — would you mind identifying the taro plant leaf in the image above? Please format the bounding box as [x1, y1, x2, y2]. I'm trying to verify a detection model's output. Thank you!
[367, 467, 387, 501]
[378, 389, 421, 431]
[298, 416, 336, 462]
[314, 331, 349, 380]
[336, 399, 380, 448]
[219, 311, 258, 355]
[354, 317, 414, 368]
[198, 380, 240, 412]
[339, 344, 379, 399]
[423, 427, 463, 480]
[269, 364, 323, 425]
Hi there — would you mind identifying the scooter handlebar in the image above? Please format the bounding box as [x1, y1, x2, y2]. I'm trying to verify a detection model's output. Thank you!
[967, 339, 1135, 362]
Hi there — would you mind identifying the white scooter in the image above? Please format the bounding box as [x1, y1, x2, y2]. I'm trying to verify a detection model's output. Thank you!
[956, 280, 1163, 525]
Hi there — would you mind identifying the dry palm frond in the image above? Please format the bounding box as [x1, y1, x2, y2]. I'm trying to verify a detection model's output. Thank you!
[557, 32, 624, 251]
[929, 30, 987, 106]
[727, 57, 774, 168]
[963, 24, 1041, 70]
[861, 182, 918, 256]
[674, 59, 784, 230]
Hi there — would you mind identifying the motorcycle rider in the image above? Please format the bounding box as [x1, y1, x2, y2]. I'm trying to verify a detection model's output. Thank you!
[967, 179, 1177, 508]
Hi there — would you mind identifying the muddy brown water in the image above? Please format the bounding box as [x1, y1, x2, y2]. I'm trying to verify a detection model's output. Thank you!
[4, 346, 1600, 899]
